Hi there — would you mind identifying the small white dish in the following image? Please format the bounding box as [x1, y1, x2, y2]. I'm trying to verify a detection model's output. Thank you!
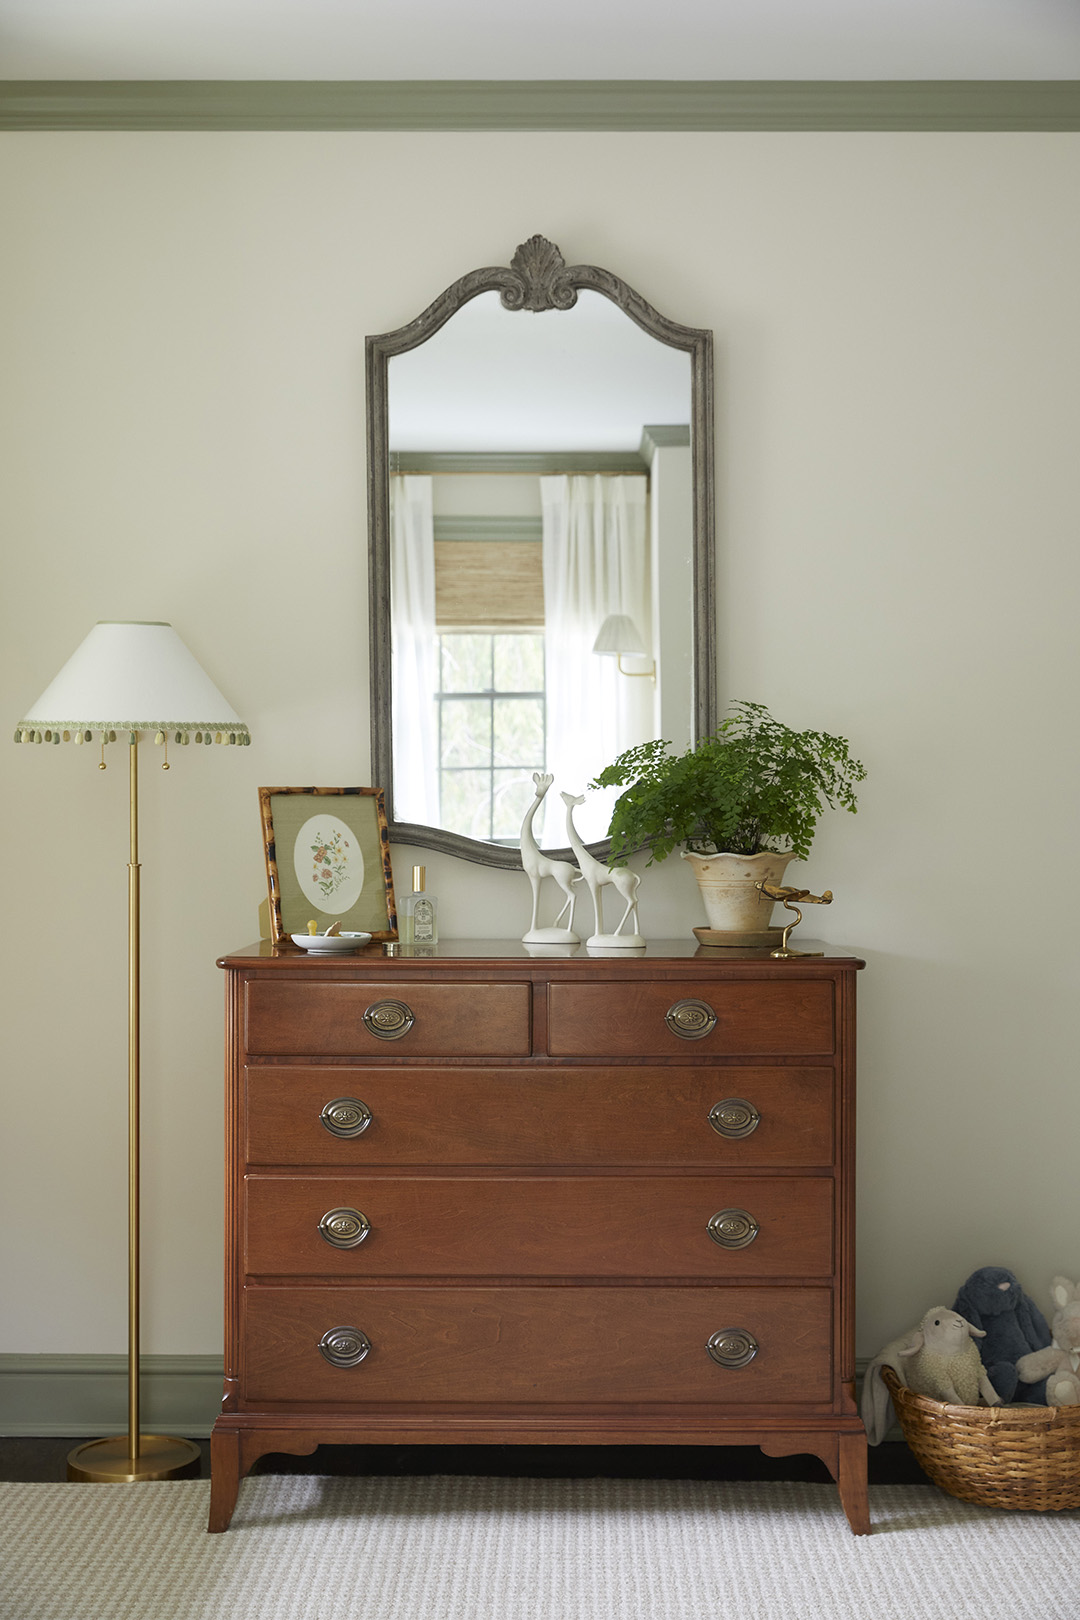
[290, 931, 371, 952]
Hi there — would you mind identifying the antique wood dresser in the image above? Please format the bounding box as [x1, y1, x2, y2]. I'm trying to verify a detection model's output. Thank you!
[209, 939, 868, 1533]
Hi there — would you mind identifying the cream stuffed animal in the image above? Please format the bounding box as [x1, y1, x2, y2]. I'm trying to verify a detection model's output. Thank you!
[899, 1307, 1003, 1407]
[861, 1306, 1000, 1444]
[1016, 1277, 1080, 1406]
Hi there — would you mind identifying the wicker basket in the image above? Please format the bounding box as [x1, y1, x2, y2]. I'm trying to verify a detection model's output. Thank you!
[881, 1366, 1080, 1511]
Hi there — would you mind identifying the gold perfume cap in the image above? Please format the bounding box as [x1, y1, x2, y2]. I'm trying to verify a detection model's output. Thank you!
[413, 865, 425, 890]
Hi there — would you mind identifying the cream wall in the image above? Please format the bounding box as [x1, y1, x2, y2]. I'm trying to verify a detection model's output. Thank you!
[1, 131, 1078, 1360]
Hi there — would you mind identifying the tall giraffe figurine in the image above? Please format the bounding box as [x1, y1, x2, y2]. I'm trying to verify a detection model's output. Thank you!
[560, 791, 645, 948]
[519, 773, 581, 944]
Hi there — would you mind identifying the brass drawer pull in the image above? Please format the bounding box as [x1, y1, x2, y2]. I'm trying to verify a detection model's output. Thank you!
[708, 1098, 761, 1139]
[318, 1207, 371, 1249]
[320, 1097, 373, 1138]
[665, 998, 717, 1040]
[318, 1326, 371, 1368]
[362, 998, 415, 1041]
[706, 1328, 759, 1369]
[707, 1208, 759, 1249]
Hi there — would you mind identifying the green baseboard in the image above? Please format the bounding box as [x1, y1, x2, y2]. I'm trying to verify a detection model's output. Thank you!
[0, 1354, 224, 1438]
[0, 1353, 892, 1446]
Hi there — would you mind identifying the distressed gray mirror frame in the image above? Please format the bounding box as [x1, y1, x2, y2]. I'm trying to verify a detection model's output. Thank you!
[366, 235, 716, 869]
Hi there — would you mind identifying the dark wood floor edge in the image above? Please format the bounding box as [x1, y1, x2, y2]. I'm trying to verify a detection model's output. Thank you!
[0, 1434, 925, 1485]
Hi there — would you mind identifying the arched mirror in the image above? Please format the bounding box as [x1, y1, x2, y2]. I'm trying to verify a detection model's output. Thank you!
[367, 236, 714, 869]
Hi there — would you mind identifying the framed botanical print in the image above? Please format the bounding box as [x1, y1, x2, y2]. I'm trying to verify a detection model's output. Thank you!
[258, 787, 398, 943]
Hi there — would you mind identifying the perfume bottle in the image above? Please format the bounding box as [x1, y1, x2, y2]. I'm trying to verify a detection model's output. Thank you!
[400, 864, 438, 945]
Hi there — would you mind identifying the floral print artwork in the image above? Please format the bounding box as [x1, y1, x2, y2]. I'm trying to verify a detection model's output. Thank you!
[310, 827, 350, 898]
[292, 814, 366, 915]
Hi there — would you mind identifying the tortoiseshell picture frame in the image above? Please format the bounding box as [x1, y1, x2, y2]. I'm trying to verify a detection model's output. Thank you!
[258, 786, 398, 944]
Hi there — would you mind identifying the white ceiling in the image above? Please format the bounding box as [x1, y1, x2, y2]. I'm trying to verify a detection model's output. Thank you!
[2, 0, 1080, 81]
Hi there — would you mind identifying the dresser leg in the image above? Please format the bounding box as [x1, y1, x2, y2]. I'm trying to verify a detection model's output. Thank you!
[208, 1428, 242, 1533]
[759, 1429, 871, 1535]
[836, 1430, 871, 1535]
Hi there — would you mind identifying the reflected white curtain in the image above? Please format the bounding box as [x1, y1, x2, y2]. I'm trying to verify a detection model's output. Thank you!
[541, 474, 652, 845]
[390, 475, 439, 826]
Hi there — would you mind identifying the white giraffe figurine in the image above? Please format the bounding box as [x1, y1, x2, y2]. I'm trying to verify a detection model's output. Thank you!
[519, 773, 581, 944]
[560, 791, 645, 948]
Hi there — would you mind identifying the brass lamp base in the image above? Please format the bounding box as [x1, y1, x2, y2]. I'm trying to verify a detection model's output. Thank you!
[67, 1434, 202, 1483]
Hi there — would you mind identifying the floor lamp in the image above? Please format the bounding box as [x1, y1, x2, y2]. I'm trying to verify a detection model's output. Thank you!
[15, 621, 250, 1483]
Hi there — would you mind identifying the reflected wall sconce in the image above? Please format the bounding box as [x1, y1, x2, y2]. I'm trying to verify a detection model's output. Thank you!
[15, 620, 250, 1485]
[592, 614, 656, 680]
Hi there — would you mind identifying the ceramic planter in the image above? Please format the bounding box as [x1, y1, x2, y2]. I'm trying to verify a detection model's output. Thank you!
[680, 848, 797, 934]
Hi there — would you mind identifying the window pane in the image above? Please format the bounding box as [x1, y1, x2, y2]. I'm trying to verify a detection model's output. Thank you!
[493, 697, 544, 767]
[441, 635, 493, 694]
[493, 633, 544, 693]
[440, 770, 493, 841]
[440, 698, 491, 768]
[492, 770, 545, 843]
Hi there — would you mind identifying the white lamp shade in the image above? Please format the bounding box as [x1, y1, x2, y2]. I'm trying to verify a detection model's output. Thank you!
[592, 614, 648, 657]
[17, 621, 249, 739]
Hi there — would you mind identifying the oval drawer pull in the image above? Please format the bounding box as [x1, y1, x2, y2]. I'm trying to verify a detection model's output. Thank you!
[706, 1328, 759, 1369]
[320, 1097, 373, 1138]
[317, 1207, 371, 1249]
[665, 998, 717, 1040]
[708, 1098, 761, 1139]
[318, 1326, 371, 1368]
[707, 1208, 759, 1249]
[362, 998, 415, 1041]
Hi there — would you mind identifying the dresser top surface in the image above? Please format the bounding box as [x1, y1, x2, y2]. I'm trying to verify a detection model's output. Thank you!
[220, 939, 864, 972]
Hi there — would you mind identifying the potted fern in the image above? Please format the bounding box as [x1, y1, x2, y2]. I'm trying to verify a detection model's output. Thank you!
[591, 701, 866, 939]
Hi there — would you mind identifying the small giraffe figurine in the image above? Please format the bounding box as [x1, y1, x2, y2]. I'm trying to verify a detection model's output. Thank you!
[560, 791, 644, 947]
[519, 773, 581, 943]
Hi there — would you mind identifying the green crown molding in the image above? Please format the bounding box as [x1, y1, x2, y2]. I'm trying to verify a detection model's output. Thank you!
[434, 516, 543, 543]
[1, 79, 1079, 131]
[398, 450, 648, 475]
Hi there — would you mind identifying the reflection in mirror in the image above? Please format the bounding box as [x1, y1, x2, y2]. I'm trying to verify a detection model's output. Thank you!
[368, 238, 714, 868]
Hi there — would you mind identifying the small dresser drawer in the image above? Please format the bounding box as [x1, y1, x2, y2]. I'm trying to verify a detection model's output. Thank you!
[242, 1284, 833, 1405]
[547, 979, 834, 1058]
[244, 1173, 834, 1278]
[243, 1065, 835, 1168]
[244, 980, 531, 1058]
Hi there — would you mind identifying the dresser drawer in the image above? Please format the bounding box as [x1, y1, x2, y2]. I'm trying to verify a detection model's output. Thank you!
[244, 1065, 835, 1168]
[547, 979, 834, 1058]
[244, 980, 531, 1058]
[242, 1284, 833, 1405]
[244, 1173, 833, 1278]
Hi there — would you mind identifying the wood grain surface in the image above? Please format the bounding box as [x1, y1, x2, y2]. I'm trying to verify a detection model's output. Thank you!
[241, 1285, 833, 1405]
[243, 1173, 834, 1278]
[243, 1064, 836, 1168]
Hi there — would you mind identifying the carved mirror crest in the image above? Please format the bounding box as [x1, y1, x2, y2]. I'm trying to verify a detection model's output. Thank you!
[367, 235, 715, 869]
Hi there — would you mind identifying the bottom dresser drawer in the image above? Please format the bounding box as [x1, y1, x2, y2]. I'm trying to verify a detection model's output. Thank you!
[242, 1286, 832, 1406]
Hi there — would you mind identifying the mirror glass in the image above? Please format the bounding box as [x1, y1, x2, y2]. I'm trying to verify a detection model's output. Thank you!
[368, 240, 714, 868]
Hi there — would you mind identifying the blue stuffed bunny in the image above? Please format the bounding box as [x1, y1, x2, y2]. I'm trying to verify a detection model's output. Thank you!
[952, 1266, 1052, 1403]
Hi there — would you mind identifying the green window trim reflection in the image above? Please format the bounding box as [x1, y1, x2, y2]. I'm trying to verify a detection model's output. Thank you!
[437, 631, 546, 845]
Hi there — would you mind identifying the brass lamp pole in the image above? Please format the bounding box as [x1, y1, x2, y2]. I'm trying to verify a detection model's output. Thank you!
[16, 621, 250, 1483]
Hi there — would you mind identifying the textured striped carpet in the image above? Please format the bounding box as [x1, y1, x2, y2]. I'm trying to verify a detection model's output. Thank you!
[2, 1475, 1075, 1620]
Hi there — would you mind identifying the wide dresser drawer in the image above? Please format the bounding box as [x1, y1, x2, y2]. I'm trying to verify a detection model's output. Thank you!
[242, 1285, 833, 1405]
[243, 1065, 835, 1168]
[547, 979, 834, 1057]
[244, 980, 531, 1057]
[244, 1174, 833, 1277]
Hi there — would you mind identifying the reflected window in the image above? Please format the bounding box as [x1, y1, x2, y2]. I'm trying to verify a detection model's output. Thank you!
[437, 632, 546, 844]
